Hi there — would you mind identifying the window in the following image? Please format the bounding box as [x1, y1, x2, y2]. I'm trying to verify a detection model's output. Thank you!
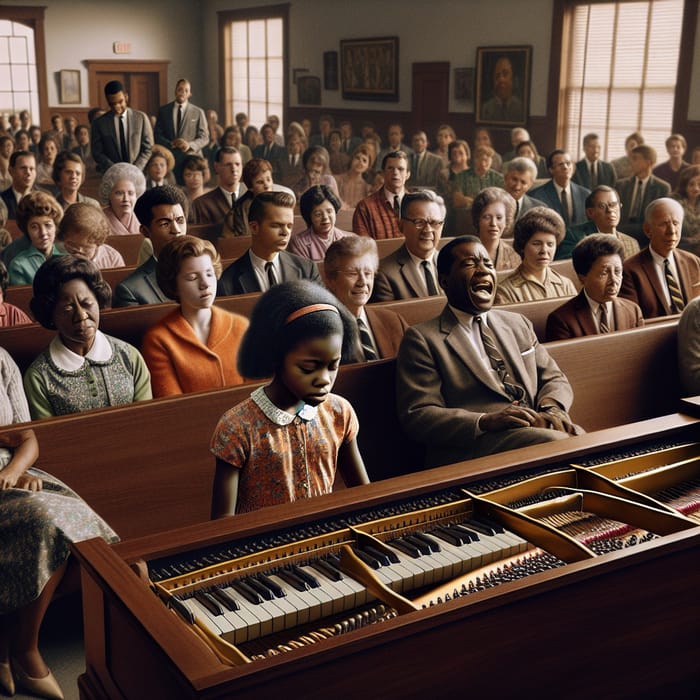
[0, 18, 40, 123]
[560, 0, 684, 160]
[220, 5, 287, 134]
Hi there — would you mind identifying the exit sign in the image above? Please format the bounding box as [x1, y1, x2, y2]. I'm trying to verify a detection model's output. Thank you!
[113, 42, 131, 54]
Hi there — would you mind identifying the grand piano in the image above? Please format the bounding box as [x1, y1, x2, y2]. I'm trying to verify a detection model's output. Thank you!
[73, 410, 700, 700]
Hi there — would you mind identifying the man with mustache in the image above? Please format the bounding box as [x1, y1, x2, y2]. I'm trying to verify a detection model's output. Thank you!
[396, 235, 580, 468]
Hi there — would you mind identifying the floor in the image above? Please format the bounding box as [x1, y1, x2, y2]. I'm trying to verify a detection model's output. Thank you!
[3, 594, 84, 700]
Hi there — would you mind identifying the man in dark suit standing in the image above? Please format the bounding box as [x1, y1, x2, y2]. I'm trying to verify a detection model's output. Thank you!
[323, 235, 408, 361]
[616, 145, 671, 246]
[371, 190, 446, 302]
[407, 131, 443, 189]
[529, 149, 590, 227]
[546, 234, 643, 340]
[217, 191, 321, 296]
[154, 78, 209, 185]
[91, 80, 153, 174]
[572, 133, 616, 190]
[396, 235, 580, 468]
[113, 186, 187, 306]
[620, 197, 700, 318]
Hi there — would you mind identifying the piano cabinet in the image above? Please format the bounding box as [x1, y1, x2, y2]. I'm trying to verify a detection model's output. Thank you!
[73, 414, 700, 700]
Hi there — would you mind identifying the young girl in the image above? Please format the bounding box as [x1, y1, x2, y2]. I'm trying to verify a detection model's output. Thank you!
[210, 280, 369, 518]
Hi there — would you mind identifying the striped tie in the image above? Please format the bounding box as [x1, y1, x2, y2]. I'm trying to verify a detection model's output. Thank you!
[599, 305, 610, 333]
[357, 317, 377, 361]
[664, 258, 685, 313]
[475, 315, 526, 404]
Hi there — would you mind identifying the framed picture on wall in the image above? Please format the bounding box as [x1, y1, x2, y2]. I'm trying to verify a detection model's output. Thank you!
[340, 36, 399, 101]
[475, 46, 531, 126]
[59, 69, 81, 105]
[324, 51, 338, 90]
[297, 75, 321, 105]
[454, 68, 474, 101]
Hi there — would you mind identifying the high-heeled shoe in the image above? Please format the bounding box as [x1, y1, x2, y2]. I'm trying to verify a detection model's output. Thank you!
[11, 659, 63, 700]
[0, 660, 14, 696]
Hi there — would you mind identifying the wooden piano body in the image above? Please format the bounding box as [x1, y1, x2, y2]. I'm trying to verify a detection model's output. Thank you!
[73, 414, 700, 700]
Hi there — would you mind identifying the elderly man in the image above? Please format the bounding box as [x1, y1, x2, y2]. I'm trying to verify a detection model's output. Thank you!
[556, 185, 640, 260]
[529, 149, 590, 227]
[323, 236, 408, 361]
[352, 150, 411, 239]
[371, 190, 446, 302]
[620, 197, 700, 318]
[501, 127, 530, 164]
[396, 235, 579, 468]
[546, 234, 643, 341]
[503, 157, 542, 220]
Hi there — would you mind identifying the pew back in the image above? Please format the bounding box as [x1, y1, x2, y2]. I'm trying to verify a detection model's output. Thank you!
[0, 319, 679, 541]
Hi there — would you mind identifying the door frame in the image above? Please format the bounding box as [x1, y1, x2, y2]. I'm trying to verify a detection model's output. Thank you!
[85, 59, 169, 110]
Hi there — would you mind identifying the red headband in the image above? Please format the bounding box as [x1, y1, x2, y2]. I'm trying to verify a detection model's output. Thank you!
[284, 303, 339, 325]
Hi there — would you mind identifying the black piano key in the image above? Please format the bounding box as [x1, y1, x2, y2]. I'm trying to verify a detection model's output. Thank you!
[362, 545, 392, 567]
[195, 591, 223, 616]
[210, 586, 239, 611]
[389, 538, 422, 558]
[256, 573, 286, 598]
[169, 595, 195, 624]
[290, 564, 321, 588]
[277, 569, 310, 592]
[451, 524, 481, 541]
[478, 517, 506, 534]
[309, 558, 344, 582]
[350, 546, 381, 569]
[403, 534, 432, 556]
[431, 526, 465, 546]
[230, 579, 264, 604]
[412, 531, 442, 553]
[243, 576, 274, 601]
[465, 519, 497, 536]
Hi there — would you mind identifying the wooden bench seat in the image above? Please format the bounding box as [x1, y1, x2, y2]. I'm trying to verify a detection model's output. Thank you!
[0, 319, 680, 542]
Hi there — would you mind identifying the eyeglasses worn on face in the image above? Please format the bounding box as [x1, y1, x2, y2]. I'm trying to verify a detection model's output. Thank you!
[403, 217, 445, 230]
[594, 202, 621, 212]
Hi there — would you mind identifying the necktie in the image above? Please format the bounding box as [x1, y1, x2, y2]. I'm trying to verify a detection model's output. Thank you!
[515, 199, 520, 218]
[422, 260, 438, 296]
[590, 162, 598, 188]
[560, 188, 570, 226]
[631, 178, 644, 220]
[357, 318, 377, 361]
[118, 115, 129, 162]
[664, 258, 685, 313]
[265, 261, 278, 288]
[393, 195, 400, 219]
[177, 105, 183, 134]
[475, 315, 527, 404]
[599, 305, 610, 333]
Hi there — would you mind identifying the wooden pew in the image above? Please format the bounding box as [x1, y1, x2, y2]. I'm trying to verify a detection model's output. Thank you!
[0, 319, 680, 542]
[105, 235, 145, 266]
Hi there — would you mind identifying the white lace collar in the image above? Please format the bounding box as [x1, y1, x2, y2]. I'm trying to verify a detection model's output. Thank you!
[251, 386, 318, 425]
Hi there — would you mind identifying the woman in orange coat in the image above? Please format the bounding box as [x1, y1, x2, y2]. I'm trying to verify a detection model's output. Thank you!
[141, 236, 249, 397]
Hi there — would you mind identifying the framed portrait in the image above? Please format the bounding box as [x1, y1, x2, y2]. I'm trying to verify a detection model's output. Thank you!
[340, 36, 399, 101]
[475, 46, 531, 126]
[324, 51, 338, 91]
[297, 75, 321, 105]
[59, 69, 81, 105]
[454, 68, 474, 101]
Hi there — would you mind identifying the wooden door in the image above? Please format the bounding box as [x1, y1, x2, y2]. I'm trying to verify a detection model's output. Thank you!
[411, 62, 450, 142]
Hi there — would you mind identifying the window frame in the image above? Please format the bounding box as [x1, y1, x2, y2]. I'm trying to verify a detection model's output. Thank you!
[217, 3, 289, 130]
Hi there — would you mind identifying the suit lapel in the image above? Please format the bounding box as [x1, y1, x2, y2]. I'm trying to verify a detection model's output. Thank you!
[397, 246, 430, 297]
[574, 291, 598, 335]
[640, 249, 670, 314]
[487, 314, 537, 400]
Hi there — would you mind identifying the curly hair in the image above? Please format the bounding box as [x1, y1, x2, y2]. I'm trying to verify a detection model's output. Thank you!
[237, 280, 358, 378]
[99, 162, 147, 205]
[571, 233, 625, 276]
[512, 206, 566, 257]
[57, 202, 111, 246]
[155, 235, 222, 300]
[16, 190, 63, 237]
[30, 256, 112, 329]
[471, 187, 516, 236]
